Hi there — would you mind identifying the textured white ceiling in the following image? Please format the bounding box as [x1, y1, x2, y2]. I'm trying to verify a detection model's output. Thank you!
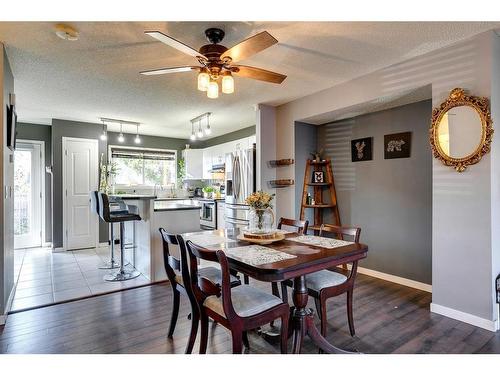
[0, 22, 499, 139]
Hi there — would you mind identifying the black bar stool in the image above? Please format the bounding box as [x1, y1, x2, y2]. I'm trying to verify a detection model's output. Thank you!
[90, 191, 120, 270]
[98, 192, 142, 281]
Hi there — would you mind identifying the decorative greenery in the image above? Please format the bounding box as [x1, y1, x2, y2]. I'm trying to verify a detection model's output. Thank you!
[177, 157, 185, 187]
[245, 190, 275, 209]
[98, 153, 118, 193]
[202, 186, 215, 193]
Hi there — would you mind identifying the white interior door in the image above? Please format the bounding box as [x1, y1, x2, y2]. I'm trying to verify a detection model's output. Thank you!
[14, 142, 42, 249]
[63, 137, 98, 250]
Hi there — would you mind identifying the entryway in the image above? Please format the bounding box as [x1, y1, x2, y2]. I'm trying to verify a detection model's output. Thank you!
[14, 140, 44, 249]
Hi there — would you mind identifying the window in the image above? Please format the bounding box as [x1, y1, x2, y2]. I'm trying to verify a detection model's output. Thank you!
[110, 146, 177, 187]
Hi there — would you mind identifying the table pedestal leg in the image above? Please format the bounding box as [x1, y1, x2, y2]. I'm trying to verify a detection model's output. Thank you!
[291, 276, 357, 354]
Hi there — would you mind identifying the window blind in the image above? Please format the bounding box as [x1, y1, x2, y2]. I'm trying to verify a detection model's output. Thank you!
[111, 147, 175, 161]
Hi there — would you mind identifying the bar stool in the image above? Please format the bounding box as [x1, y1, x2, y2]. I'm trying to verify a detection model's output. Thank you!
[90, 191, 120, 270]
[98, 192, 142, 281]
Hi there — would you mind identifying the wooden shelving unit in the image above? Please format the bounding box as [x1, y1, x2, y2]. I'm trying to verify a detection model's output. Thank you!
[299, 159, 341, 234]
[269, 159, 295, 167]
[269, 179, 295, 188]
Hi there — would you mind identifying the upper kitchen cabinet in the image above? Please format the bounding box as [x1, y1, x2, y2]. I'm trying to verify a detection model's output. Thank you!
[182, 148, 204, 179]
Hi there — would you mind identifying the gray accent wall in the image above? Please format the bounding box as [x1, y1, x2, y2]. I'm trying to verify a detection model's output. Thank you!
[198, 125, 255, 148]
[51, 119, 108, 249]
[1, 46, 14, 317]
[317, 100, 432, 284]
[294, 122, 317, 224]
[16, 123, 52, 243]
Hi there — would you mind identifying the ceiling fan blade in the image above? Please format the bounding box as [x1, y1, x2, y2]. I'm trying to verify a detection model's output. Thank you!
[232, 65, 286, 84]
[145, 31, 206, 60]
[140, 66, 199, 76]
[221, 31, 278, 63]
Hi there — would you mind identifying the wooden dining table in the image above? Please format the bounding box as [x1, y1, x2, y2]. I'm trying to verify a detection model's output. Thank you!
[181, 228, 368, 354]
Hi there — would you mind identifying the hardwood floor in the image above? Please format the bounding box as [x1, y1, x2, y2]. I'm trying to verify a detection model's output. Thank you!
[1, 274, 499, 354]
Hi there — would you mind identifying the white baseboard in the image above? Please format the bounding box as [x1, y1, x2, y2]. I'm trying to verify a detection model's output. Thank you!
[1, 284, 16, 326]
[99, 242, 109, 248]
[42, 242, 52, 248]
[430, 303, 499, 332]
[356, 266, 432, 293]
[52, 247, 65, 253]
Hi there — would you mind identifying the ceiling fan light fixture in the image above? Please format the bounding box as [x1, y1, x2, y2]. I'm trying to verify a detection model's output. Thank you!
[207, 80, 219, 99]
[134, 124, 141, 144]
[222, 72, 234, 94]
[197, 69, 210, 91]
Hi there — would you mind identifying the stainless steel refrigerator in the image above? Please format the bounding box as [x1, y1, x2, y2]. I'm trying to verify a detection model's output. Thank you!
[224, 145, 256, 229]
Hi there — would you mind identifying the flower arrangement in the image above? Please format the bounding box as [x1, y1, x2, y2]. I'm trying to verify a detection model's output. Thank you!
[245, 191, 275, 209]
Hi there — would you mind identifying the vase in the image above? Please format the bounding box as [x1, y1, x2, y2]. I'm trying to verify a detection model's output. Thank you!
[248, 208, 274, 234]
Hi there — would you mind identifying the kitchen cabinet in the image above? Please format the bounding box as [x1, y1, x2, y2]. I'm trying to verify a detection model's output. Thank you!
[217, 201, 225, 229]
[182, 148, 204, 179]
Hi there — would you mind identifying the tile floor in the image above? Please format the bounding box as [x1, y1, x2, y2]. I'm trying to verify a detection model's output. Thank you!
[12, 246, 150, 311]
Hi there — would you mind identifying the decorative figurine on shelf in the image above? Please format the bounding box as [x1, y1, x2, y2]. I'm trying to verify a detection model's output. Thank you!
[245, 190, 275, 234]
[310, 148, 324, 163]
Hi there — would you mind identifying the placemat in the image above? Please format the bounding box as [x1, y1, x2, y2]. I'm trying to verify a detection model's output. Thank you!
[287, 235, 353, 249]
[224, 245, 296, 266]
[185, 233, 236, 248]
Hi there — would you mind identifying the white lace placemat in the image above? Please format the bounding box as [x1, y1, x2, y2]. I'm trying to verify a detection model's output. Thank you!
[287, 235, 353, 249]
[224, 245, 296, 266]
[185, 233, 236, 248]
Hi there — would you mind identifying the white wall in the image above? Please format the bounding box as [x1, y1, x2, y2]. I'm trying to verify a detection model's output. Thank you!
[272, 31, 500, 329]
[256, 104, 276, 194]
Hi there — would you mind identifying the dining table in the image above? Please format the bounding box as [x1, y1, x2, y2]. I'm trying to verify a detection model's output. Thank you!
[181, 228, 368, 354]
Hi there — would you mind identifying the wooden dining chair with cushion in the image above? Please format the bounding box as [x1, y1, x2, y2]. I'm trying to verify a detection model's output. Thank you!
[158, 228, 241, 353]
[186, 240, 290, 354]
[283, 224, 361, 337]
[272, 218, 309, 303]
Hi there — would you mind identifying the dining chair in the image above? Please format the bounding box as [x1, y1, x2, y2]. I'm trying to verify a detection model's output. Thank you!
[186, 240, 290, 354]
[158, 228, 241, 353]
[283, 223, 361, 337]
[272, 217, 309, 303]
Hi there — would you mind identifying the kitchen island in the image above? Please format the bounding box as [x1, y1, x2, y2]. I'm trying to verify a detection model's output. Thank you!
[112, 195, 201, 282]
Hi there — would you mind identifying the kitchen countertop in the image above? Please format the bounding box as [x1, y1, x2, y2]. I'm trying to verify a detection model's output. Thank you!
[111, 194, 157, 200]
[154, 201, 201, 212]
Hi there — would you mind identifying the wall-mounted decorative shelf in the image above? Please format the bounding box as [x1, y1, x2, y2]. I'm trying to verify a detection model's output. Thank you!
[269, 159, 295, 167]
[269, 179, 295, 188]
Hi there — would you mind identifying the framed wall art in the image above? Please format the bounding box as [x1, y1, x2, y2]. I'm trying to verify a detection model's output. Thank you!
[384, 132, 411, 159]
[351, 137, 373, 162]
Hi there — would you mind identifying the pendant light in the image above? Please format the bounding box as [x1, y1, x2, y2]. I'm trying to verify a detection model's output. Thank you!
[221, 71, 234, 94]
[197, 119, 204, 138]
[134, 124, 141, 144]
[207, 80, 219, 99]
[197, 68, 210, 91]
[100, 119, 107, 141]
[118, 122, 125, 143]
[190, 121, 196, 141]
[204, 113, 212, 135]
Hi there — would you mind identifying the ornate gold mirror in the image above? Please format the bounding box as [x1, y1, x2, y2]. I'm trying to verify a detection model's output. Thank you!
[430, 88, 493, 172]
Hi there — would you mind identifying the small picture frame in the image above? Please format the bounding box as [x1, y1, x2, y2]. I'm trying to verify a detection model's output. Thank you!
[384, 132, 411, 159]
[312, 171, 325, 183]
[351, 137, 373, 162]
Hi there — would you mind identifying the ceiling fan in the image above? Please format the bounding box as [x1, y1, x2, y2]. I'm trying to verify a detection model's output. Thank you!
[140, 27, 287, 99]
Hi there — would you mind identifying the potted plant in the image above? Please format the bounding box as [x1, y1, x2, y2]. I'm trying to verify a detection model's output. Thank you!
[202, 186, 215, 199]
[245, 191, 275, 234]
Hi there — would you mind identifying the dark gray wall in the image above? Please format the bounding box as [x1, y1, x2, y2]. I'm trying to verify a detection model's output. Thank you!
[16, 123, 52, 242]
[2, 47, 14, 314]
[197, 125, 255, 148]
[51, 119, 108, 248]
[294, 122, 317, 224]
[317, 100, 432, 284]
